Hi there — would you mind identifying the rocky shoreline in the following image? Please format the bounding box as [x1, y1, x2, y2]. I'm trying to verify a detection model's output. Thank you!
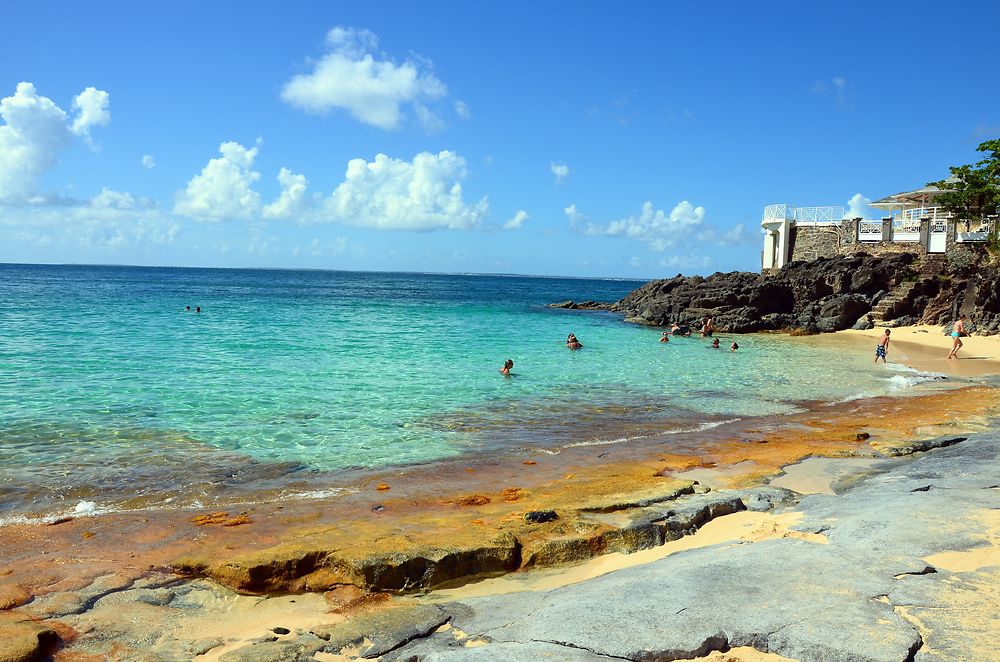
[1, 385, 997, 660]
[552, 252, 1000, 335]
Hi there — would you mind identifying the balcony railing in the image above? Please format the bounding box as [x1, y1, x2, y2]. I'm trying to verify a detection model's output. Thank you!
[858, 221, 882, 241]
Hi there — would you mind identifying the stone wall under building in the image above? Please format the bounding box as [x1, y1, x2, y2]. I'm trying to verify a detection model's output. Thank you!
[788, 219, 986, 265]
[787, 222, 852, 262]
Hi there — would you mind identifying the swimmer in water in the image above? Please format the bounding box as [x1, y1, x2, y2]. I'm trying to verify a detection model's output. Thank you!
[660, 331, 670, 343]
[566, 333, 583, 350]
[731, 341, 739, 352]
[499, 359, 514, 376]
[710, 338, 720, 349]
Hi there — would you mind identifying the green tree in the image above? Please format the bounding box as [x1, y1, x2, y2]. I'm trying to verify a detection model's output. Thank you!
[930, 139, 1000, 235]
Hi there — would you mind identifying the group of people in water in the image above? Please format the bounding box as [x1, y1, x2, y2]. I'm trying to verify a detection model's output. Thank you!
[184, 306, 202, 313]
[500, 317, 736, 376]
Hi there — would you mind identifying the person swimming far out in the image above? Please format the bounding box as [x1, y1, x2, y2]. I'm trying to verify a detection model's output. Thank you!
[499, 359, 514, 376]
[660, 331, 670, 343]
[566, 333, 583, 350]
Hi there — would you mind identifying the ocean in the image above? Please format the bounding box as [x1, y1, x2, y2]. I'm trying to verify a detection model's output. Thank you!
[0, 264, 936, 520]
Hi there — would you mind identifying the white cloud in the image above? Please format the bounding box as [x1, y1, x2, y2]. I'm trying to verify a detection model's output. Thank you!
[70, 87, 111, 140]
[263, 167, 309, 219]
[567, 200, 751, 253]
[503, 210, 529, 230]
[812, 76, 851, 109]
[2, 203, 180, 252]
[0, 82, 111, 204]
[306, 236, 349, 257]
[569, 200, 704, 251]
[844, 192, 874, 219]
[321, 150, 488, 230]
[281, 26, 448, 130]
[454, 100, 471, 119]
[174, 140, 261, 220]
[414, 103, 445, 133]
[141, 154, 155, 170]
[90, 188, 137, 210]
[550, 161, 569, 183]
[660, 254, 712, 271]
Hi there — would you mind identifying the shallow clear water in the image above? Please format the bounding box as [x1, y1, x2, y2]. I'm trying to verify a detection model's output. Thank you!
[0, 264, 933, 517]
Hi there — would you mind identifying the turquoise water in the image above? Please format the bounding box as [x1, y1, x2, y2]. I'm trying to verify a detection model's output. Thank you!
[0, 264, 933, 518]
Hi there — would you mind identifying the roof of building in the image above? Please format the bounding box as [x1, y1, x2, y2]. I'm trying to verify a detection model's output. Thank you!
[870, 175, 959, 208]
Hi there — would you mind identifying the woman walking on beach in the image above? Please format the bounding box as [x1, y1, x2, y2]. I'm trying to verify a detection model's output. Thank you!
[947, 315, 967, 360]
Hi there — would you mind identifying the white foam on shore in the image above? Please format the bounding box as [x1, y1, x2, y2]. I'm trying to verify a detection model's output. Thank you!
[0, 488, 359, 528]
[561, 418, 741, 450]
[880, 363, 947, 391]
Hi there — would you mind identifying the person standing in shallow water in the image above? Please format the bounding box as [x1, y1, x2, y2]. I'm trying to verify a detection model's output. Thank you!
[499, 359, 513, 376]
[874, 328, 891, 364]
[566, 333, 583, 350]
[947, 315, 966, 359]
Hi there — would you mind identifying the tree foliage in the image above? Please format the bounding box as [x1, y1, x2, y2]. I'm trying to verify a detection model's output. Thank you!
[930, 139, 1000, 228]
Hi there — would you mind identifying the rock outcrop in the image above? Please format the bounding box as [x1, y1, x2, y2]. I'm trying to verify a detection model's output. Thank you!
[611, 253, 919, 333]
[555, 250, 999, 334]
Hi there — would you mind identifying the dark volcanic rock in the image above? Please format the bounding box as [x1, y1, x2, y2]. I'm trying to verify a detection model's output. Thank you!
[548, 300, 611, 310]
[612, 253, 917, 333]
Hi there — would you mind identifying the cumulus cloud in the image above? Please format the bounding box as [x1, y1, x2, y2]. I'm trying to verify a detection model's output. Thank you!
[263, 167, 310, 219]
[141, 154, 155, 170]
[90, 188, 137, 210]
[503, 210, 529, 230]
[70, 87, 111, 140]
[568, 200, 705, 251]
[321, 150, 488, 230]
[281, 26, 448, 130]
[454, 100, 470, 119]
[174, 141, 262, 220]
[845, 192, 874, 219]
[0, 82, 110, 204]
[550, 161, 569, 183]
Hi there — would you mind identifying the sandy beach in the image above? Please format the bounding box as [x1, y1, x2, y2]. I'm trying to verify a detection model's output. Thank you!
[838, 324, 1000, 377]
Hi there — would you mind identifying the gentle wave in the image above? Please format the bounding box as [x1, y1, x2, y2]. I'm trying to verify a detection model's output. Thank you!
[559, 418, 742, 450]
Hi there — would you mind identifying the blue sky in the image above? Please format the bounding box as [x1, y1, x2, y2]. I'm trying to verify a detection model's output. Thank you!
[2, 2, 998, 278]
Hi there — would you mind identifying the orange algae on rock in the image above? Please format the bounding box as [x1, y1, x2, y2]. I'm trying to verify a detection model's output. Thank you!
[191, 512, 230, 526]
[221, 514, 253, 527]
[376, 483, 391, 491]
[499, 487, 524, 502]
[456, 494, 491, 506]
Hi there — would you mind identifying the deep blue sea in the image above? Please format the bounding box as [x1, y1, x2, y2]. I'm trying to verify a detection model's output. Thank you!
[0, 264, 931, 519]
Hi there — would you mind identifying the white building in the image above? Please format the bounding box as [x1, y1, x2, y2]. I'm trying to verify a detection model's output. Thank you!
[760, 179, 994, 270]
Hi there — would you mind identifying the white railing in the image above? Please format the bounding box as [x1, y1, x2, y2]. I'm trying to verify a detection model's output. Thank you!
[858, 221, 883, 241]
[899, 206, 952, 222]
[763, 204, 846, 224]
[763, 204, 795, 222]
[795, 206, 845, 222]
